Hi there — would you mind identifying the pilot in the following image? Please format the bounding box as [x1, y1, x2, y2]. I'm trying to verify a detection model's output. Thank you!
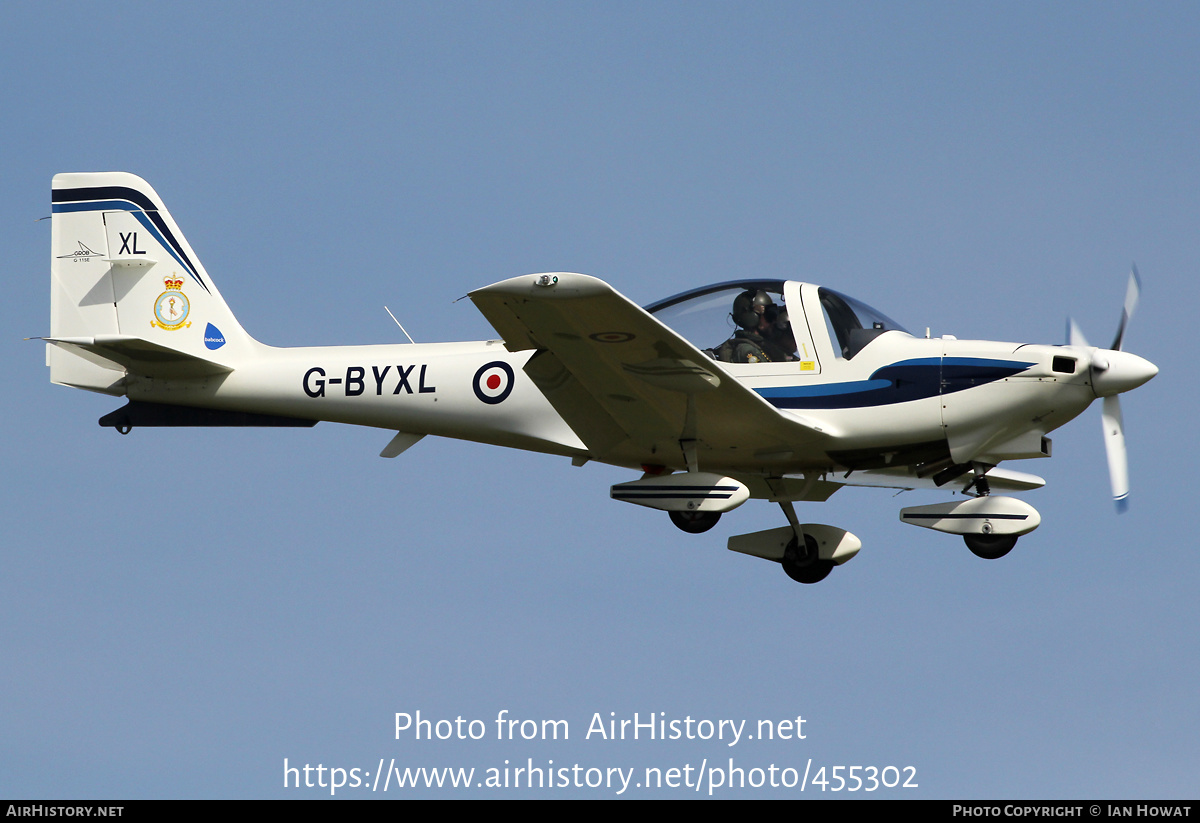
[732, 289, 773, 331]
[711, 289, 776, 363]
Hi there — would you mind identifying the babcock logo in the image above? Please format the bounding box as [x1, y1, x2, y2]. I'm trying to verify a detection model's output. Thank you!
[204, 323, 226, 350]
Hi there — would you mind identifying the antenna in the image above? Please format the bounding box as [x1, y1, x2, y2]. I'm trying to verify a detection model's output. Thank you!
[384, 306, 416, 344]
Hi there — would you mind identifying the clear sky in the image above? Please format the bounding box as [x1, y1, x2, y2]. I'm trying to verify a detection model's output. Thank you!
[2, 2, 1197, 798]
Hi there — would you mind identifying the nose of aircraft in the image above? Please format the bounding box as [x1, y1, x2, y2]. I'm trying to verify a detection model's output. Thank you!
[1091, 349, 1158, 397]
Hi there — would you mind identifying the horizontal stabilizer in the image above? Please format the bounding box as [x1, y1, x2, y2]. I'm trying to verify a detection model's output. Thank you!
[43, 335, 233, 378]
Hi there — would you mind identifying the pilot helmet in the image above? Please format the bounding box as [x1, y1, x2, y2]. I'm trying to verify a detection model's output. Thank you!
[733, 289, 774, 330]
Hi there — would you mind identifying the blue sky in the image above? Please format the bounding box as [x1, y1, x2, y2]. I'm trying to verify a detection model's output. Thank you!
[2, 2, 1197, 798]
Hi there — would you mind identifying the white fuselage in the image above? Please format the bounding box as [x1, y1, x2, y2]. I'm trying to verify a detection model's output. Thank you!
[123, 329, 1098, 478]
[125, 340, 589, 457]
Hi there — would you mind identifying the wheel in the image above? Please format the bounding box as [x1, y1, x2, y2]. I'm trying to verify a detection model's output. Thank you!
[781, 534, 834, 584]
[964, 533, 1017, 560]
[668, 510, 721, 534]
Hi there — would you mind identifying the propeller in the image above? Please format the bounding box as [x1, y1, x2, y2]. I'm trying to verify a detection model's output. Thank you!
[1066, 267, 1156, 512]
[1101, 395, 1128, 512]
[1111, 264, 1141, 351]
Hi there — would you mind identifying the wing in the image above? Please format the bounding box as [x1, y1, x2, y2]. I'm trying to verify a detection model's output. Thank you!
[469, 273, 833, 472]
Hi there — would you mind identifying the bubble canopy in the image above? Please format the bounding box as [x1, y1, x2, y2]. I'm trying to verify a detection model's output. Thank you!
[644, 280, 787, 353]
[644, 279, 910, 360]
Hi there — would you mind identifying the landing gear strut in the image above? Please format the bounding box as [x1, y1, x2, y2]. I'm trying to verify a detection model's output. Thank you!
[963, 462, 1015, 560]
[777, 497, 835, 584]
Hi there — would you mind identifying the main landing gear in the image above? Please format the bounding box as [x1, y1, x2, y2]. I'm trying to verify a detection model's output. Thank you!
[781, 533, 835, 584]
[898, 463, 1041, 561]
[719, 498, 862, 585]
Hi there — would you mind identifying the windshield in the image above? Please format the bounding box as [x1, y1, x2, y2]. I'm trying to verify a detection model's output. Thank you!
[645, 280, 798, 364]
[818, 287, 911, 359]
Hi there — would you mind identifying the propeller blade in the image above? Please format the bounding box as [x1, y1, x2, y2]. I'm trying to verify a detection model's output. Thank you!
[1110, 264, 1142, 351]
[1101, 395, 1129, 513]
[1068, 317, 1090, 348]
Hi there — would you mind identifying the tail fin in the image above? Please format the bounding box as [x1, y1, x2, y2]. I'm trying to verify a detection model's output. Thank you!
[49, 172, 257, 393]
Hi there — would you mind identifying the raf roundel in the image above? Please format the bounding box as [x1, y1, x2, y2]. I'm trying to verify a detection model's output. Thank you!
[472, 361, 515, 405]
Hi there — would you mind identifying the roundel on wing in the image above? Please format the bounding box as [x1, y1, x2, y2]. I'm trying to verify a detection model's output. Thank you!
[589, 331, 635, 343]
[473, 361, 515, 404]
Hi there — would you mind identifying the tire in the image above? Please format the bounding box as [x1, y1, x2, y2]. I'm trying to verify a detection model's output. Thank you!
[781, 534, 835, 584]
[964, 533, 1017, 560]
[668, 510, 721, 534]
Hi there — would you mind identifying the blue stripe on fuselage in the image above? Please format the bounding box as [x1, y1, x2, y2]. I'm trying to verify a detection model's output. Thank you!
[755, 357, 1033, 409]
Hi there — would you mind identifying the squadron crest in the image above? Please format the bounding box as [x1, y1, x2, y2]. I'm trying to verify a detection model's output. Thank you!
[152, 275, 191, 330]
